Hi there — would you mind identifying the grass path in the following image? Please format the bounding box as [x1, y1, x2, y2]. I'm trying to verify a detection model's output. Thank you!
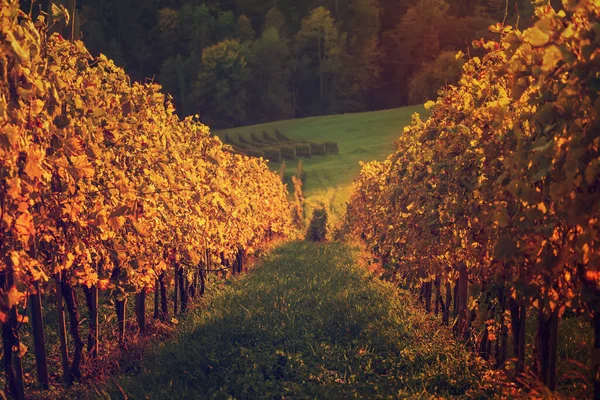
[106, 242, 495, 399]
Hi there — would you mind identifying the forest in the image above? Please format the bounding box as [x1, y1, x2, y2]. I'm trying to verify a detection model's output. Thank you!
[21, 0, 560, 128]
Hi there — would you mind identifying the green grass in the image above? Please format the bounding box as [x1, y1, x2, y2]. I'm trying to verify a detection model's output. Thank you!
[217, 106, 425, 224]
[97, 242, 498, 399]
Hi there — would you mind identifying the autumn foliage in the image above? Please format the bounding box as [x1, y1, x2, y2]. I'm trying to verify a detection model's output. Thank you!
[0, 0, 290, 396]
[344, 0, 599, 396]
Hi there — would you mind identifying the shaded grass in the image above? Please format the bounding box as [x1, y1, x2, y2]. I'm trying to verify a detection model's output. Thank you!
[217, 106, 425, 224]
[99, 242, 497, 399]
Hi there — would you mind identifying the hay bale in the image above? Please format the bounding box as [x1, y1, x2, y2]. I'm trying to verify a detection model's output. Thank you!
[263, 147, 282, 162]
[325, 141, 339, 154]
[295, 143, 312, 158]
[280, 145, 297, 160]
[310, 142, 327, 156]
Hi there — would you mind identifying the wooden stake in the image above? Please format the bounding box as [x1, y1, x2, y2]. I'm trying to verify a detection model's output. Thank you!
[29, 283, 49, 389]
[54, 273, 71, 386]
[135, 291, 146, 333]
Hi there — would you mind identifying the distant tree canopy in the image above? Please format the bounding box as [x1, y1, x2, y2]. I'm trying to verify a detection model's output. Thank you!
[35, 0, 538, 128]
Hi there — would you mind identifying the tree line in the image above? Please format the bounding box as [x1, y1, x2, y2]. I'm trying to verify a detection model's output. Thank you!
[22, 0, 556, 128]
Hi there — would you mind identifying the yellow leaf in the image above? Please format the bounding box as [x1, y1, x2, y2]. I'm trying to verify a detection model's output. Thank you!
[131, 220, 149, 237]
[108, 216, 126, 231]
[525, 27, 550, 47]
[15, 212, 34, 243]
[31, 99, 44, 115]
[17, 343, 27, 358]
[537, 202, 547, 214]
[69, 155, 95, 179]
[24, 149, 46, 180]
[6, 176, 21, 199]
[9, 252, 20, 268]
[582, 243, 590, 264]
[7, 287, 22, 308]
[542, 45, 562, 71]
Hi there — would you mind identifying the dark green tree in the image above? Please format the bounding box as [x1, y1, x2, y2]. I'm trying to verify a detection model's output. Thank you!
[191, 39, 250, 127]
[295, 7, 345, 114]
[381, 0, 449, 106]
[408, 50, 465, 104]
[248, 27, 293, 122]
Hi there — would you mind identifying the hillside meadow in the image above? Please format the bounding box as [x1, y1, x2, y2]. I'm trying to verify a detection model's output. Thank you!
[217, 105, 425, 223]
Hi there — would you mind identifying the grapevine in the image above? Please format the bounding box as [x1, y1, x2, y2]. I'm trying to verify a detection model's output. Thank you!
[0, 1, 291, 395]
[344, 0, 600, 395]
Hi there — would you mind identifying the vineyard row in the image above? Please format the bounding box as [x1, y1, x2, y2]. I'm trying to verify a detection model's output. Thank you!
[344, 1, 599, 397]
[0, 1, 292, 398]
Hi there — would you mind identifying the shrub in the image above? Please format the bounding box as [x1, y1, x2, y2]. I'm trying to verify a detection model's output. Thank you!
[305, 205, 328, 242]
[295, 143, 311, 158]
[309, 142, 327, 156]
[325, 141, 339, 154]
[263, 147, 282, 162]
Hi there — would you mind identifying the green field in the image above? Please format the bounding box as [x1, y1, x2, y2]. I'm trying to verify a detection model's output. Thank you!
[217, 106, 425, 223]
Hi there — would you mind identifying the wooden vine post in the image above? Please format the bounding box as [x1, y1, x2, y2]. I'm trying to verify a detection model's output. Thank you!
[1, 270, 26, 400]
[29, 281, 49, 389]
[424, 281, 432, 313]
[62, 276, 85, 381]
[179, 266, 188, 314]
[173, 261, 179, 315]
[135, 290, 147, 333]
[154, 278, 160, 319]
[457, 263, 468, 340]
[159, 272, 168, 320]
[495, 288, 508, 369]
[83, 285, 99, 358]
[54, 273, 71, 386]
[115, 297, 127, 344]
[199, 265, 206, 297]
[593, 308, 600, 400]
[443, 281, 451, 325]
[534, 306, 559, 390]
